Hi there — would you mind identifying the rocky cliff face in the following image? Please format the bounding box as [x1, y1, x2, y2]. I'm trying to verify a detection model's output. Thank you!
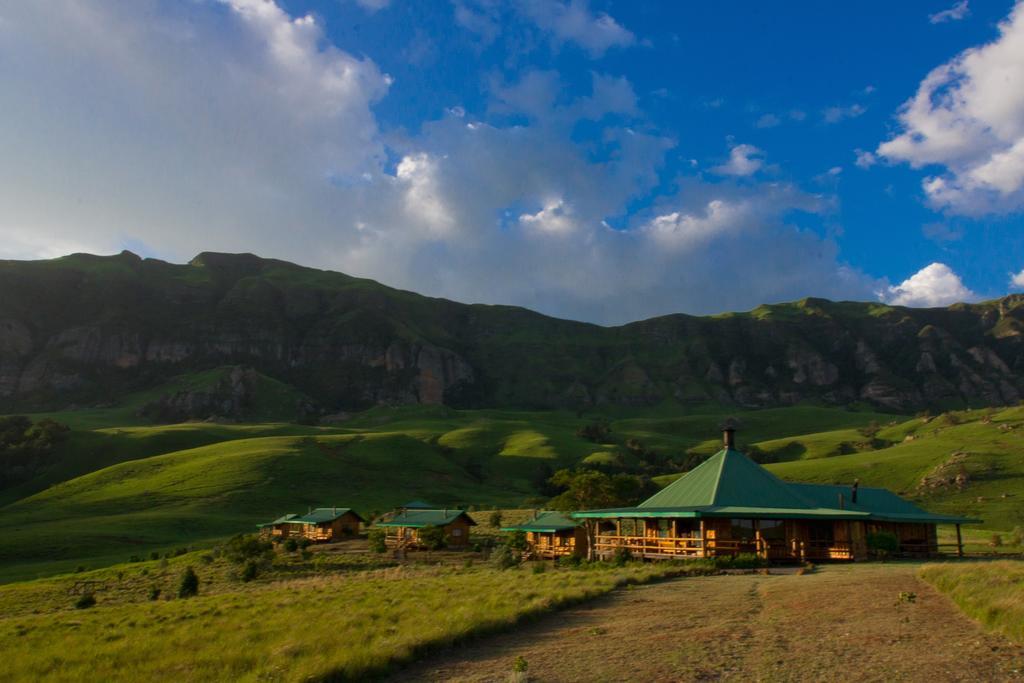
[2, 251, 1023, 414]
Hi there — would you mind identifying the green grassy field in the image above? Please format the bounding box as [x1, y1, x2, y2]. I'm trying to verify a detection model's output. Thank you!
[0, 551, 694, 682]
[920, 560, 1024, 644]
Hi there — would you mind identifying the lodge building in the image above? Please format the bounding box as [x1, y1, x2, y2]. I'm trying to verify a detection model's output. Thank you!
[571, 427, 979, 562]
[375, 503, 477, 549]
[502, 511, 588, 559]
[257, 507, 364, 542]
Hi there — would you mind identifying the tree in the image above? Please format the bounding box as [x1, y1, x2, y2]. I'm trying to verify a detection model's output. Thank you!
[488, 510, 504, 528]
[178, 567, 199, 598]
[417, 525, 446, 550]
[546, 469, 652, 512]
[367, 529, 388, 553]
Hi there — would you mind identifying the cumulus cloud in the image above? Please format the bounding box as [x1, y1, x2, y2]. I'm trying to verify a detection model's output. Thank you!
[883, 263, 977, 307]
[755, 113, 781, 129]
[0, 0, 880, 324]
[929, 1, 970, 24]
[1011, 269, 1024, 288]
[520, 0, 635, 57]
[878, 2, 1024, 214]
[854, 149, 877, 169]
[712, 144, 765, 177]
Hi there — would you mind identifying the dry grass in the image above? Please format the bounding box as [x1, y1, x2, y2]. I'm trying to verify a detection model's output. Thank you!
[395, 563, 1024, 682]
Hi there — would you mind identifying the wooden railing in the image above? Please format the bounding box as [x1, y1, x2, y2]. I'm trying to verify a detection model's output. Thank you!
[531, 543, 576, 559]
[595, 535, 858, 561]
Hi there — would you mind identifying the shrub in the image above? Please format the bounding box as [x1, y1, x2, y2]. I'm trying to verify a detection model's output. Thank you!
[223, 535, 274, 565]
[241, 560, 260, 583]
[75, 565, 86, 573]
[1011, 526, 1024, 547]
[128, 555, 142, 563]
[174, 547, 188, 557]
[368, 529, 388, 554]
[532, 563, 546, 575]
[557, 555, 582, 568]
[867, 531, 899, 559]
[284, 538, 299, 553]
[178, 567, 199, 599]
[491, 543, 521, 570]
[611, 546, 632, 567]
[991, 534, 1004, 548]
[715, 552, 764, 569]
[505, 530, 528, 553]
[149, 551, 160, 561]
[488, 510, 504, 528]
[417, 525, 446, 551]
[200, 554, 214, 565]
[148, 586, 161, 601]
[74, 593, 96, 610]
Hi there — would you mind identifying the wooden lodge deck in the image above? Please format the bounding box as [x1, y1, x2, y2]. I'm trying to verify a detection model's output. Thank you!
[592, 534, 961, 562]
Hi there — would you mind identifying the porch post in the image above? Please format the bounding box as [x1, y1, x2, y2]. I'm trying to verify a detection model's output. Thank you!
[699, 519, 708, 558]
[955, 523, 963, 558]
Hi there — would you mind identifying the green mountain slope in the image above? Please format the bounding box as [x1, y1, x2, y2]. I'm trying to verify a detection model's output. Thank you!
[3, 250, 1024, 414]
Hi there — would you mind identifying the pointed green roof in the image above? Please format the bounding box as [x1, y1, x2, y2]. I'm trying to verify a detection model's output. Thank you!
[639, 449, 814, 510]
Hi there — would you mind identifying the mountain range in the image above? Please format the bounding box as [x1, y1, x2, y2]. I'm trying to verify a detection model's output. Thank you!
[2, 250, 1023, 419]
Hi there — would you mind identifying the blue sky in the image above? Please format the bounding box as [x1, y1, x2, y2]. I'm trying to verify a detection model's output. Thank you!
[2, 0, 1023, 323]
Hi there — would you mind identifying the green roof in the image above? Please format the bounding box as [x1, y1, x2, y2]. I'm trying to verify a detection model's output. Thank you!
[290, 508, 364, 525]
[257, 513, 298, 528]
[401, 500, 435, 510]
[572, 447, 981, 525]
[376, 508, 477, 528]
[502, 511, 578, 533]
[640, 448, 814, 510]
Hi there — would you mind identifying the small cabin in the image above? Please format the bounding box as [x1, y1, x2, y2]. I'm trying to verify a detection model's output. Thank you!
[375, 507, 477, 549]
[259, 508, 364, 543]
[257, 514, 300, 539]
[502, 511, 587, 559]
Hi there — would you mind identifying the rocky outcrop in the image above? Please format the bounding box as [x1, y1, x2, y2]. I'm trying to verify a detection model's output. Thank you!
[3, 251, 1024, 414]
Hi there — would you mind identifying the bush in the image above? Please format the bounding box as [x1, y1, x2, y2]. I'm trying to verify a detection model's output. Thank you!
[557, 555, 582, 568]
[284, 538, 299, 553]
[241, 560, 260, 582]
[491, 543, 521, 570]
[488, 510, 504, 528]
[178, 567, 199, 599]
[611, 546, 632, 567]
[505, 530, 528, 553]
[223, 535, 274, 565]
[150, 551, 160, 561]
[532, 562, 546, 575]
[417, 525, 446, 551]
[715, 553, 764, 569]
[991, 534, 1004, 548]
[74, 593, 96, 610]
[128, 555, 142, 563]
[1011, 526, 1024, 547]
[368, 529, 388, 554]
[148, 586, 161, 601]
[867, 531, 899, 559]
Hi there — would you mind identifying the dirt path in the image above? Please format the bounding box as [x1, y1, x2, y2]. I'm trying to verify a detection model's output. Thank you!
[389, 564, 1024, 682]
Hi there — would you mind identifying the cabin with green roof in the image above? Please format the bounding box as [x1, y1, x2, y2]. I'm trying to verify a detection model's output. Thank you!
[502, 511, 587, 559]
[258, 508, 364, 543]
[375, 507, 476, 549]
[572, 427, 979, 562]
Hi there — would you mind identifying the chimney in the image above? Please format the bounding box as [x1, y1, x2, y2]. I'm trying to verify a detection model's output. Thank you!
[851, 479, 859, 504]
[723, 425, 736, 450]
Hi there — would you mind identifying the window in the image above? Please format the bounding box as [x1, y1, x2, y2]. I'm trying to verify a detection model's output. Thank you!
[758, 520, 785, 540]
[730, 519, 756, 540]
[658, 520, 671, 538]
[452, 528, 463, 537]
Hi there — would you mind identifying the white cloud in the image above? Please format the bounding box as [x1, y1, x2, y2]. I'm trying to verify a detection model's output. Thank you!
[1012, 269, 1024, 288]
[356, 0, 391, 10]
[755, 113, 781, 128]
[520, 0, 635, 57]
[883, 263, 976, 307]
[854, 149, 877, 169]
[878, 2, 1024, 214]
[0, 0, 881, 325]
[930, 1, 970, 24]
[823, 103, 866, 124]
[712, 144, 765, 177]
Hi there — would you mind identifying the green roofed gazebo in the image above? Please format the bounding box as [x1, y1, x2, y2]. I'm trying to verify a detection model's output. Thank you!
[376, 507, 477, 549]
[572, 426, 979, 562]
[502, 511, 587, 559]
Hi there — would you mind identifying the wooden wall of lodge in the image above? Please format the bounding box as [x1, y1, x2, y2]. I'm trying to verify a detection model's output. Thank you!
[525, 528, 588, 559]
[384, 518, 473, 548]
[592, 518, 943, 561]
